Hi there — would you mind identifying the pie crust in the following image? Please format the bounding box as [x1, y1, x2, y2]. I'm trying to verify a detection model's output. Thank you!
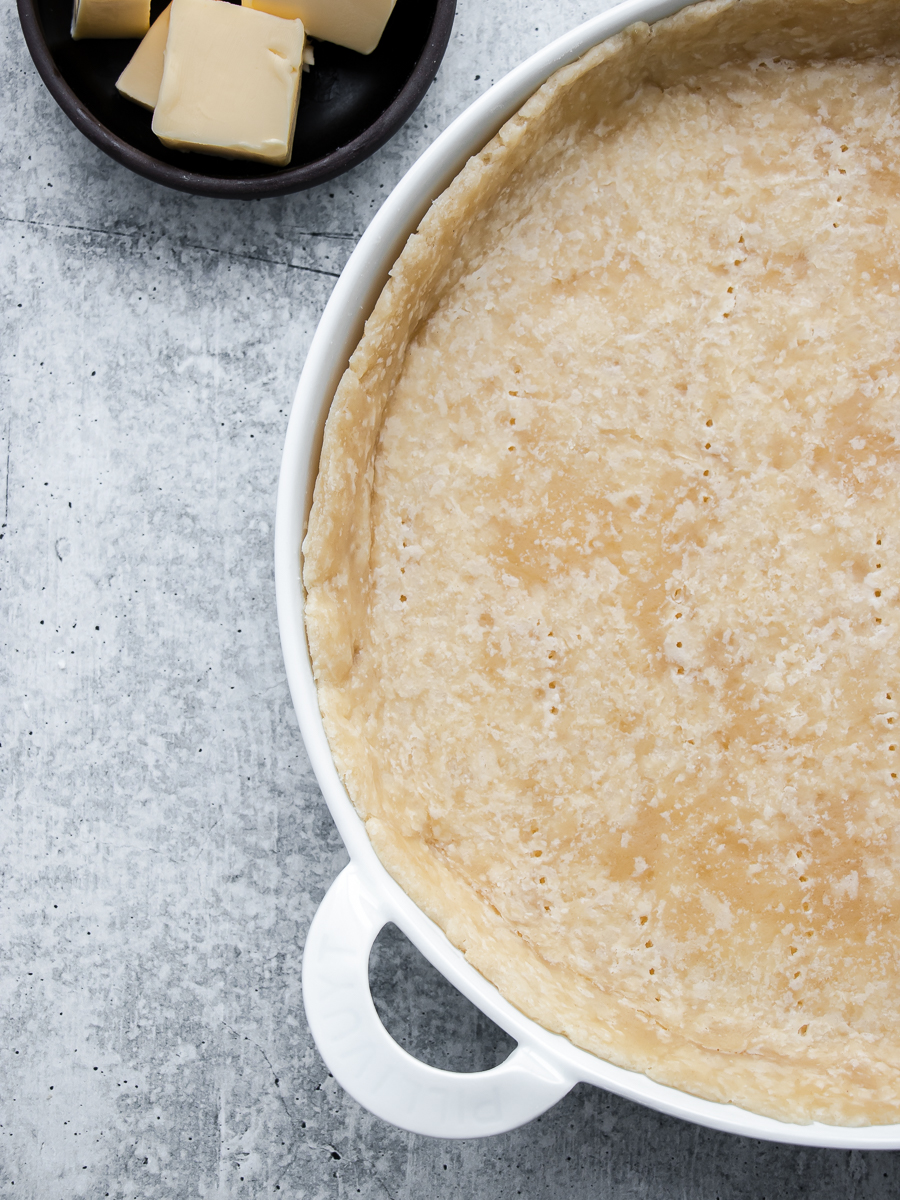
[304, 0, 900, 1125]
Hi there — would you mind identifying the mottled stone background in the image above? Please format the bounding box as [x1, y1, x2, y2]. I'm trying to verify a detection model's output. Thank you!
[1, 0, 899, 1194]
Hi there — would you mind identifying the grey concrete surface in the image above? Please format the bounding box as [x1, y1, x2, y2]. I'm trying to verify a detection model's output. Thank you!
[1, 0, 899, 1194]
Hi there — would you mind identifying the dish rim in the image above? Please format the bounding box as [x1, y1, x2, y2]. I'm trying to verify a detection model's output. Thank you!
[275, 0, 900, 1146]
[16, 0, 456, 198]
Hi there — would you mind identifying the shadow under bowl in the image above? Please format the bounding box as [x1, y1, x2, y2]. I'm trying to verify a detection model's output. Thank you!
[16, 0, 456, 198]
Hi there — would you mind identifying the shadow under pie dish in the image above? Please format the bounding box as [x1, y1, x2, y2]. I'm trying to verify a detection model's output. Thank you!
[295, 0, 900, 1133]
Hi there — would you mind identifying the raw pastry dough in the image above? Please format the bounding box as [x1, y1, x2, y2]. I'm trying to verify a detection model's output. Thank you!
[304, 0, 900, 1125]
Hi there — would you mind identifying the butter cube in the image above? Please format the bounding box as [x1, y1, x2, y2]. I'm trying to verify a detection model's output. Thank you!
[72, 0, 149, 39]
[242, 0, 395, 55]
[152, 0, 305, 166]
[116, 3, 171, 110]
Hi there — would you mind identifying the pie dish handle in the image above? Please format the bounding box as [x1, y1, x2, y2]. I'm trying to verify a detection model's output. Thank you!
[302, 863, 574, 1137]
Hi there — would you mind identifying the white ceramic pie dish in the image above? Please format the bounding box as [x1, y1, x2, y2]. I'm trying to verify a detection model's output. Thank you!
[274, 0, 900, 1146]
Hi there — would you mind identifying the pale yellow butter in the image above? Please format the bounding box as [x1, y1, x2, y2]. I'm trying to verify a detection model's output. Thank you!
[242, 0, 395, 55]
[151, 0, 305, 166]
[71, 0, 149, 39]
[116, 3, 171, 110]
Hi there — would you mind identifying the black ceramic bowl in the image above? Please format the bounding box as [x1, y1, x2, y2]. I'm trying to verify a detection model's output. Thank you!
[17, 0, 455, 197]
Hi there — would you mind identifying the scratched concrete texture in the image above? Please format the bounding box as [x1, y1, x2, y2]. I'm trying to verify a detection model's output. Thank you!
[2, 0, 900, 1193]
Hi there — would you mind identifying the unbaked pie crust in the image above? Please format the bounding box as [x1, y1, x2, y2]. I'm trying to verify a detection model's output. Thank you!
[304, 0, 900, 1125]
